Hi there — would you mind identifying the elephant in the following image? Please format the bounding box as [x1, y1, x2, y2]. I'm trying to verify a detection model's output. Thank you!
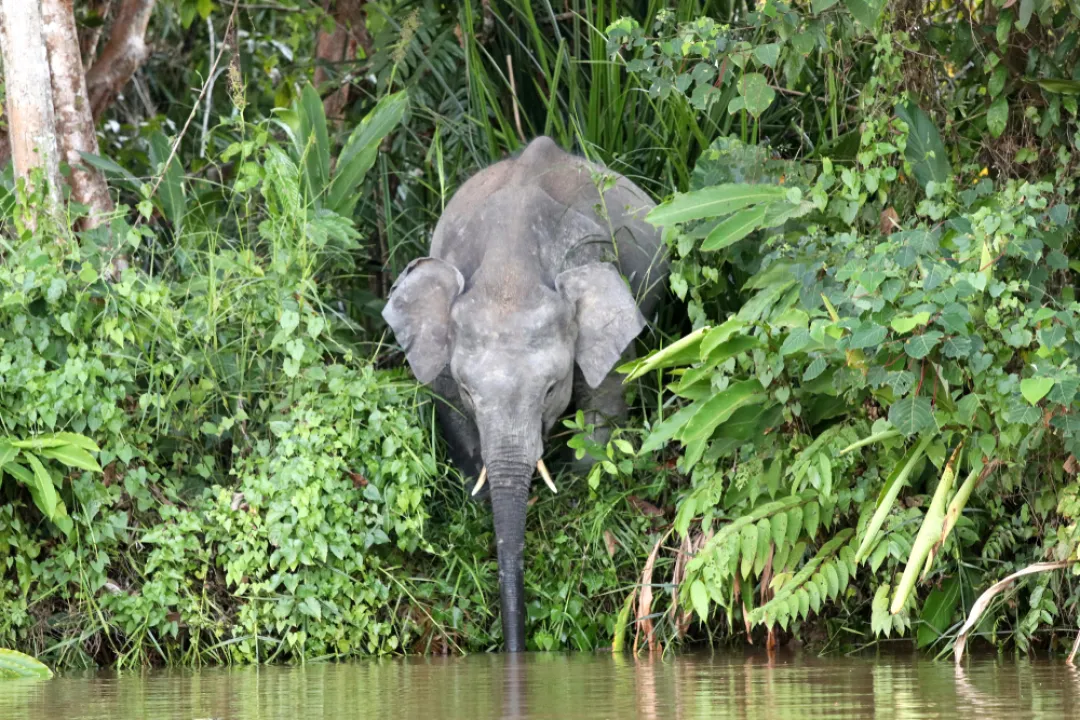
[381, 136, 667, 651]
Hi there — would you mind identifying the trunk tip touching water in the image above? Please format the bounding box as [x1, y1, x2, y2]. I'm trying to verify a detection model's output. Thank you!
[487, 460, 531, 653]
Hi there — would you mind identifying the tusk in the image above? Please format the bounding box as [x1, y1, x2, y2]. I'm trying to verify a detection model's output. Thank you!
[536, 459, 557, 494]
[471, 465, 488, 496]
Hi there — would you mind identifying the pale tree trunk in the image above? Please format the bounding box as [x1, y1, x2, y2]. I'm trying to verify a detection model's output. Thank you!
[85, 0, 157, 121]
[314, 0, 370, 123]
[0, 0, 63, 206]
[42, 0, 115, 228]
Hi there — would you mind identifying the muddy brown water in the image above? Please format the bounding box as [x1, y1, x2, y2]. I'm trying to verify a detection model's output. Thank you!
[1, 651, 1078, 719]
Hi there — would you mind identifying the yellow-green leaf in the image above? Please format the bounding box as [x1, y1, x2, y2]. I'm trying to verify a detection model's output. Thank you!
[1020, 377, 1055, 405]
[0, 648, 52, 679]
[22, 454, 59, 521]
[890, 444, 962, 614]
[37, 445, 102, 474]
[890, 312, 931, 334]
[690, 580, 710, 621]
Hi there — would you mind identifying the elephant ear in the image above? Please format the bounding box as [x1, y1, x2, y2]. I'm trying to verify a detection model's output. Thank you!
[556, 262, 646, 389]
[382, 257, 464, 383]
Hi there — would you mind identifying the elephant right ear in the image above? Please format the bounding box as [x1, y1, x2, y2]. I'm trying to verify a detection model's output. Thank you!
[382, 257, 464, 383]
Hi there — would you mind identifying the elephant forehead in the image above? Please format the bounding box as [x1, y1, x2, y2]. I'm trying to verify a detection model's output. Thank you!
[452, 296, 572, 345]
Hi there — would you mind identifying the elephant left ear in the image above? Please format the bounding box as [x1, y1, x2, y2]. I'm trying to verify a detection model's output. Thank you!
[556, 262, 646, 388]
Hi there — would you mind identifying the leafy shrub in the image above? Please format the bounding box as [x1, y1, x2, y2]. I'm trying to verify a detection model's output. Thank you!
[616, 8, 1080, 654]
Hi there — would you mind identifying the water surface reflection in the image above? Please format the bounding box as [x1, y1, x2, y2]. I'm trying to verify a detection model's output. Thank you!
[0, 650, 1077, 719]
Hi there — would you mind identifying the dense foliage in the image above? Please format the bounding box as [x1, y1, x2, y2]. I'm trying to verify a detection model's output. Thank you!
[2, 0, 1080, 667]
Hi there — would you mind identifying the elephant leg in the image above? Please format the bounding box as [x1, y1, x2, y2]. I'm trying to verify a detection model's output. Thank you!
[432, 368, 485, 496]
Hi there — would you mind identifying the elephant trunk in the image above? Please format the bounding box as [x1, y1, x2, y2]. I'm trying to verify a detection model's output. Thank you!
[486, 454, 532, 653]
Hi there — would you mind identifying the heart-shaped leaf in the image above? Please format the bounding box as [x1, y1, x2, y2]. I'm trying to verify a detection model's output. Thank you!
[736, 73, 776, 117]
[1020, 377, 1055, 405]
[889, 396, 935, 436]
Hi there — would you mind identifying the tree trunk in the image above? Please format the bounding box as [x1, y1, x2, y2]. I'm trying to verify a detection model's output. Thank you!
[85, 0, 157, 121]
[43, 0, 115, 228]
[0, 0, 63, 205]
[314, 0, 370, 122]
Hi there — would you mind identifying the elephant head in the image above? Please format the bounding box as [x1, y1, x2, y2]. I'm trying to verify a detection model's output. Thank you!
[382, 256, 645, 651]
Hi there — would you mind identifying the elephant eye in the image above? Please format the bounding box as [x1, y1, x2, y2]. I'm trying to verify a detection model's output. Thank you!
[545, 382, 557, 399]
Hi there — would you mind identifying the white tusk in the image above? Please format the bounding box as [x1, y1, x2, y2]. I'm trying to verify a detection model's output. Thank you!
[471, 465, 488, 496]
[536, 459, 557, 494]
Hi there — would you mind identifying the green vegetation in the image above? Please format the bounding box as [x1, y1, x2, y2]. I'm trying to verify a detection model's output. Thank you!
[1, 0, 1080, 667]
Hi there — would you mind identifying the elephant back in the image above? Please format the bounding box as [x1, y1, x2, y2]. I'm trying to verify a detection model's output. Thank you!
[431, 137, 668, 312]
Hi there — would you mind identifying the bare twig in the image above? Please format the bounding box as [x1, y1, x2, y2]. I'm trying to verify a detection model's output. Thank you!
[144, 0, 239, 213]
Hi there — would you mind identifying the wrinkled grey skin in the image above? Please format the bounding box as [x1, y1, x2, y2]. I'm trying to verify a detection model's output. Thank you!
[382, 137, 667, 652]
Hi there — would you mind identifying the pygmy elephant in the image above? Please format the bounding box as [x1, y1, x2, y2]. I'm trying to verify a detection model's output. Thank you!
[382, 136, 667, 651]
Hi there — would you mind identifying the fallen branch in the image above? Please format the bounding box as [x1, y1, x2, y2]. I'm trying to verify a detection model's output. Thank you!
[954, 560, 1076, 663]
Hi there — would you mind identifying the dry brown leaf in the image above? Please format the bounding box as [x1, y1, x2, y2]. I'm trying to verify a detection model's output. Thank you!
[634, 531, 669, 655]
[880, 207, 900, 235]
[629, 495, 665, 518]
[955, 560, 1076, 663]
[604, 530, 618, 559]
[1065, 454, 1078, 476]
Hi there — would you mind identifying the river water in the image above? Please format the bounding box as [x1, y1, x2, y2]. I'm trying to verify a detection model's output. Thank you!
[0, 651, 1077, 719]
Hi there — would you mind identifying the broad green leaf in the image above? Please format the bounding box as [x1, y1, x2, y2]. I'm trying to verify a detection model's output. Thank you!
[647, 184, 789, 226]
[37, 445, 102, 474]
[38, 432, 100, 453]
[78, 151, 142, 193]
[1017, 0, 1033, 29]
[753, 43, 781, 68]
[612, 591, 636, 652]
[702, 335, 759, 366]
[987, 96, 1009, 138]
[891, 444, 961, 613]
[888, 396, 935, 436]
[621, 326, 708, 380]
[327, 89, 409, 216]
[904, 331, 942, 359]
[699, 318, 747, 359]
[0, 442, 17, 468]
[854, 436, 932, 564]
[0, 648, 52, 679]
[690, 580, 710, 621]
[740, 523, 758, 578]
[845, 0, 885, 28]
[736, 73, 776, 117]
[812, 0, 839, 12]
[1020, 377, 1055, 405]
[771, 511, 789, 546]
[639, 403, 699, 455]
[895, 103, 951, 190]
[917, 577, 961, 648]
[297, 83, 331, 202]
[803, 502, 820, 539]
[680, 380, 765, 442]
[701, 204, 768, 251]
[22, 454, 59, 521]
[1034, 78, 1080, 95]
[849, 322, 887, 350]
[891, 312, 931, 334]
[149, 131, 187, 229]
